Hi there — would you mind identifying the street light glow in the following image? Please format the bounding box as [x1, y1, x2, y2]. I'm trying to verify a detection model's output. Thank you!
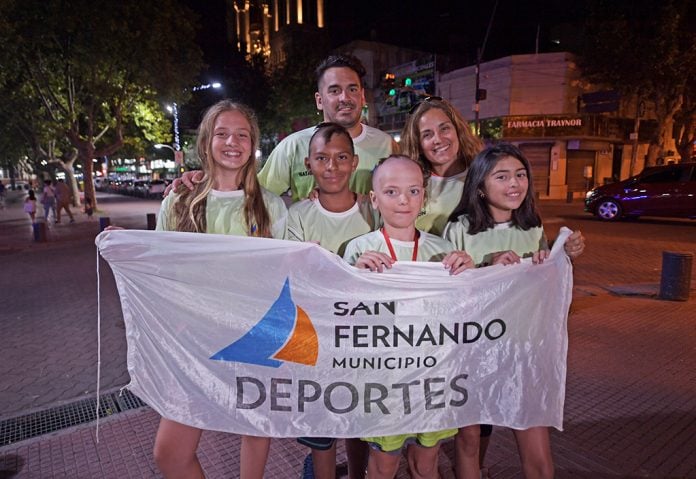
[155, 143, 176, 153]
[191, 82, 223, 92]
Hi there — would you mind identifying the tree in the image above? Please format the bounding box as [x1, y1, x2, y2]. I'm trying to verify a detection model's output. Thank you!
[578, 0, 696, 165]
[674, 77, 696, 162]
[0, 77, 66, 186]
[0, 0, 204, 208]
[265, 29, 330, 138]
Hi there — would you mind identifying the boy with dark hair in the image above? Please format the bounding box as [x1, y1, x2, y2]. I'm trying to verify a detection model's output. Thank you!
[288, 122, 378, 479]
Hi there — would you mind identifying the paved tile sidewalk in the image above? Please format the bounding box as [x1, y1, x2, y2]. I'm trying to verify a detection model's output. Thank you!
[1, 193, 694, 478]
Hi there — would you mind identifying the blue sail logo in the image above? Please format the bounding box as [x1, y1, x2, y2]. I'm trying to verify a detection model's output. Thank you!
[210, 278, 318, 368]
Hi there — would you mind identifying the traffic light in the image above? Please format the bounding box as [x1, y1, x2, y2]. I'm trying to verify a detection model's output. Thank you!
[404, 77, 412, 87]
[383, 72, 397, 103]
[383, 73, 395, 95]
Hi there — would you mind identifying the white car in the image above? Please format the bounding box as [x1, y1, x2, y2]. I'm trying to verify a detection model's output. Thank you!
[146, 180, 166, 199]
[4, 181, 31, 191]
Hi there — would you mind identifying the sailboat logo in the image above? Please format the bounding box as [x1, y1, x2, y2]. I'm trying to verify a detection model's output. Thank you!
[210, 278, 318, 368]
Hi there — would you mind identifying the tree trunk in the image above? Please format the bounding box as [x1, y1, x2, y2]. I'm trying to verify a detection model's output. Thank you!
[646, 91, 682, 166]
[81, 156, 96, 211]
[676, 113, 695, 163]
[73, 142, 98, 210]
[64, 166, 80, 207]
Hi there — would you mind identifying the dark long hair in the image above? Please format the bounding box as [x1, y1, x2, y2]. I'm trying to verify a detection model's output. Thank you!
[449, 143, 542, 234]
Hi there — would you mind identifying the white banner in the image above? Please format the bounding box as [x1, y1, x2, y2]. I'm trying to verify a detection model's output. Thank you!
[96, 228, 573, 437]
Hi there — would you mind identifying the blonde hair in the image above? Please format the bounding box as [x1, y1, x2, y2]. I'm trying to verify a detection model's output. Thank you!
[372, 154, 429, 189]
[400, 98, 484, 172]
[173, 100, 272, 237]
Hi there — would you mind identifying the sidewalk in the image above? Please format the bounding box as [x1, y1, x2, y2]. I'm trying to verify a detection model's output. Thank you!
[0, 190, 158, 251]
[1, 191, 694, 478]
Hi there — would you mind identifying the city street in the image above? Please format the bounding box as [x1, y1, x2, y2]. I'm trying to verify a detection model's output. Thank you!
[0, 190, 694, 478]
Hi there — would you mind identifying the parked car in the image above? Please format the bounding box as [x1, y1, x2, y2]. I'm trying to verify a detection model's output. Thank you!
[146, 180, 166, 199]
[132, 180, 149, 197]
[585, 162, 696, 221]
[3, 181, 31, 191]
[123, 179, 137, 195]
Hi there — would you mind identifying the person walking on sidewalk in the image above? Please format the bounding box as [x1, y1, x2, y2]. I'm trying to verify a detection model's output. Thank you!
[83, 195, 94, 219]
[54, 178, 75, 223]
[41, 179, 57, 222]
[24, 190, 37, 222]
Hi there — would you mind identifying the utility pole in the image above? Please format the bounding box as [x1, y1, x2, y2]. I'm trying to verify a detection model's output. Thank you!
[474, 0, 499, 135]
[629, 99, 645, 177]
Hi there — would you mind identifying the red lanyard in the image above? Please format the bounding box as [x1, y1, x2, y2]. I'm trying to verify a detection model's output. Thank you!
[381, 228, 419, 261]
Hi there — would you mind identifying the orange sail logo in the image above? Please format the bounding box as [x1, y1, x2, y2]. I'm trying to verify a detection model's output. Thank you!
[210, 278, 318, 368]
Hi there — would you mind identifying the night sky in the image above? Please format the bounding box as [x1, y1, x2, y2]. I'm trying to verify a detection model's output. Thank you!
[183, 0, 589, 75]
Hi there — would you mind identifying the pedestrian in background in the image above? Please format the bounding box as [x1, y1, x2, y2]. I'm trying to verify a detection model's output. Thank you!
[54, 178, 75, 223]
[24, 190, 37, 222]
[41, 179, 57, 222]
[84, 195, 94, 219]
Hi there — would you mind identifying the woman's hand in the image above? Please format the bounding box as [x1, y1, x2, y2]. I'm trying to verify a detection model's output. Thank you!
[532, 249, 550, 264]
[104, 225, 125, 231]
[162, 170, 204, 197]
[307, 187, 320, 201]
[442, 251, 474, 275]
[564, 230, 585, 259]
[490, 250, 521, 266]
[355, 251, 394, 272]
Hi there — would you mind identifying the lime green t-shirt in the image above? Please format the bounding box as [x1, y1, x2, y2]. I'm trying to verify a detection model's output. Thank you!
[287, 197, 379, 256]
[156, 188, 287, 239]
[257, 124, 394, 202]
[343, 229, 455, 265]
[416, 170, 467, 235]
[443, 215, 547, 266]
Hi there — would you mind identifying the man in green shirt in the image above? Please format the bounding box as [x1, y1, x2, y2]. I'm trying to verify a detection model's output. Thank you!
[258, 54, 396, 202]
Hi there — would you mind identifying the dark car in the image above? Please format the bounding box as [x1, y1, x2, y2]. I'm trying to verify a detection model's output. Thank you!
[585, 162, 696, 221]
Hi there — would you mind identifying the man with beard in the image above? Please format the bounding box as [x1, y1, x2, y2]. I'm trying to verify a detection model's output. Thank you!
[258, 54, 396, 202]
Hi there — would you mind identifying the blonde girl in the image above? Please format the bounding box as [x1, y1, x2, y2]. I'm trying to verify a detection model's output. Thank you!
[153, 100, 287, 479]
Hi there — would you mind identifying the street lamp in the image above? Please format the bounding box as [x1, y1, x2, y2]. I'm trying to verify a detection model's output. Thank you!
[154, 143, 176, 154]
[164, 82, 222, 152]
[165, 103, 180, 151]
[192, 82, 222, 92]
[155, 143, 183, 178]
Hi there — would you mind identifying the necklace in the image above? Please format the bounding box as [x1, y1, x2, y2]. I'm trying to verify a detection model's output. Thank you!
[381, 227, 420, 261]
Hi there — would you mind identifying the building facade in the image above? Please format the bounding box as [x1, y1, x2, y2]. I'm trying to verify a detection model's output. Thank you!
[228, 0, 325, 67]
[434, 52, 655, 200]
